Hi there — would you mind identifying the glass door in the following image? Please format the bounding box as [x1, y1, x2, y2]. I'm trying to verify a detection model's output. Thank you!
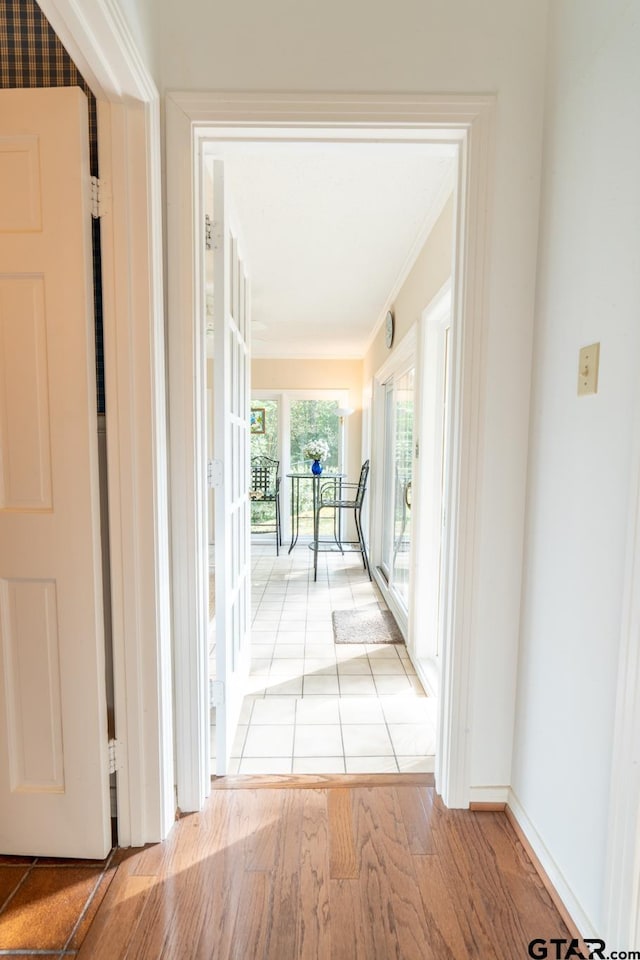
[381, 366, 415, 616]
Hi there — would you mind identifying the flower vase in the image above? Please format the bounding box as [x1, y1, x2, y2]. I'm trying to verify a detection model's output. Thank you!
[311, 459, 323, 476]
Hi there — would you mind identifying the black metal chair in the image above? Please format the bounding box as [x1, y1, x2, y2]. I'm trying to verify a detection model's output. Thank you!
[250, 456, 282, 555]
[313, 460, 371, 581]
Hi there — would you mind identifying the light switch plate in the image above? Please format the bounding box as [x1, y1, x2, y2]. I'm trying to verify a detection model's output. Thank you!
[578, 342, 600, 396]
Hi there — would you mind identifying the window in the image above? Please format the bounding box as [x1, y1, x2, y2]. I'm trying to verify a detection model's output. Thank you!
[249, 391, 347, 540]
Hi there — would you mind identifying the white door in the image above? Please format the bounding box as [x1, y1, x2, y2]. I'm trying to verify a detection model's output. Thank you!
[212, 160, 251, 774]
[0, 88, 111, 857]
[412, 291, 452, 691]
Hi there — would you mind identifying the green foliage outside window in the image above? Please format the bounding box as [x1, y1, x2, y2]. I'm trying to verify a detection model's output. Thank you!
[290, 400, 340, 535]
[250, 400, 279, 531]
[250, 397, 342, 538]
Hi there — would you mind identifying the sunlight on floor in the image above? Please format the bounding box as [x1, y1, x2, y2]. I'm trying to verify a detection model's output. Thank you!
[210, 539, 436, 774]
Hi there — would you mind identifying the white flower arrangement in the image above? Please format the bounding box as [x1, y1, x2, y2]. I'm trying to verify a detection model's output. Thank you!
[303, 438, 330, 462]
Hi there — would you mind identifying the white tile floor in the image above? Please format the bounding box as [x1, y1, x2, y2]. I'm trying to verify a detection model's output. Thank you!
[210, 538, 436, 775]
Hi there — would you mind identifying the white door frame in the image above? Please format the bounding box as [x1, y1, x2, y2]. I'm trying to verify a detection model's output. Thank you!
[38, 0, 174, 845]
[370, 326, 418, 638]
[166, 91, 495, 810]
[411, 281, 452, 698]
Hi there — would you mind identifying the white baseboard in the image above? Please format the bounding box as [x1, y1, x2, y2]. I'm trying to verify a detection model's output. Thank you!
[469, 785, 510, 805]
[507, 789, 597, 939]
[411, 652, 439, 700]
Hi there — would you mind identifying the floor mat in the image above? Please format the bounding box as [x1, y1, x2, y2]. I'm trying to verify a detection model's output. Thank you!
[332, 607, 403, 644]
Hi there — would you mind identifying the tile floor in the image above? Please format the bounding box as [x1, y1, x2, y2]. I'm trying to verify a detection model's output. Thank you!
[210, 539, 436, 774]
[0, 848, 128, 957]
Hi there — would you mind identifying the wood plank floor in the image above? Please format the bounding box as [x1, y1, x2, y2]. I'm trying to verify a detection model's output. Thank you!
[78, 777, 571, 959]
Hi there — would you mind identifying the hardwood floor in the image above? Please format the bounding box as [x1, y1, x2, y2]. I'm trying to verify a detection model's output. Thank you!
[77, 777, 571, 959]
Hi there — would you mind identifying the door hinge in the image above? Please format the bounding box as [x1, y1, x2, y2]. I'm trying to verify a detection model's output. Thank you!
[90, 176, 110, 219]
[415, 441, 420, 458]
[207, 459, 223, 488]
[108, 738, 121, 775]
[209, 679, 225, 708]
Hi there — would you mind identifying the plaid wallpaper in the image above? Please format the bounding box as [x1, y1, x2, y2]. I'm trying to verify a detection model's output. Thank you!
[0, 0, 97, 173]
[0, 0, 104, 412]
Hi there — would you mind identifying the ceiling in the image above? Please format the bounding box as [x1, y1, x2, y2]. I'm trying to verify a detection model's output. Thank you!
[203, 140, 456, 359]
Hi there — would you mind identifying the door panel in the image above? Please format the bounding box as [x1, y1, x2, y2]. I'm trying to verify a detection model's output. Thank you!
[380, 367, 415, 617]
[390, 368, 415, 609]
[417, 303, 452, 671]
[2, 579, 64, 792]
[213, 160, 251, 774]
[0, 88, 110, 857]
[0, 278, 52, 509]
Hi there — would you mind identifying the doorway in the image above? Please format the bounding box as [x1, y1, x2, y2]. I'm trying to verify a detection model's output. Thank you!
[203, 140, 448, 775]
[167, 92, 495, 811]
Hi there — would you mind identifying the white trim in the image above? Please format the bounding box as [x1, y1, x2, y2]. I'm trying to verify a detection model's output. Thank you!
[43, 2, 172, 844]
[370, 324, 419, 639]
[97, 99, 173, 844]
[508, 789, 597, 938]
[469, 786, 510, 805]
[166, 92, 495, 811]
[373, 569, 409, 642]
[603, 389, 640, 945]
[166, 97, 208, 813]
[374, 324, 418, 384]
[435, 116, 493, 808]
[360, 379, 374, 546]
[410, 282, 452, 686]
[411, 651, 439, 701]
[170, 90, 494, 126]
[280, 396, 291, 541]
[37, 0, 157, 102]
[419, 281, 452, 334]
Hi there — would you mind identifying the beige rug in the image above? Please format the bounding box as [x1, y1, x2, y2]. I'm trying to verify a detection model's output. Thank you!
[332, 607, 403, 644]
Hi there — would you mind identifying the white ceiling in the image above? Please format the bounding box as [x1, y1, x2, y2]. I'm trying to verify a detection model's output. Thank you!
[204, 140, 456, 358]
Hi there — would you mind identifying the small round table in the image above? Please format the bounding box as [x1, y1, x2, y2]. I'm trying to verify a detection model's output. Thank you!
[286, 472, 345, 554]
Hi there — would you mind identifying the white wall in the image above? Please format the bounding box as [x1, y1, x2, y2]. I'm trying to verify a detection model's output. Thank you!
[512, 0, 640, 933]
[114, 0, 549, 794]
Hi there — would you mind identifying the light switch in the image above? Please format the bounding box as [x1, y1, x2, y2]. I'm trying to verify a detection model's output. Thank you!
[578, 342, 600, 396]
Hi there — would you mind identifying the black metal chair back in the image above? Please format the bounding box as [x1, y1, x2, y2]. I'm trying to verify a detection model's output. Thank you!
[313, 459, 371, 581]
[355, 460, 370, 508]
[250, 456, 282, 554]
[250, 456, 279, 499]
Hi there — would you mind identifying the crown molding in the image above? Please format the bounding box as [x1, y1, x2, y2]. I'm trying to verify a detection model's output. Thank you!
[38, 0, 158, 103]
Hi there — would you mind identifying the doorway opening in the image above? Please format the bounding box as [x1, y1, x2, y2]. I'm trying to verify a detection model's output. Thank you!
[200, 139, 457, 777]
[167, 92, 495, 812]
